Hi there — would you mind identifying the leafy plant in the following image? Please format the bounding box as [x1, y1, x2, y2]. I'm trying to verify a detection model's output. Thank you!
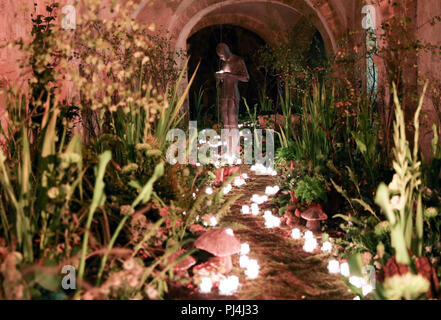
[289, 84, 338, 171]
[193, 86, 205, 123]
[293, 175, 327, 205]
[374, 83, 427, 265]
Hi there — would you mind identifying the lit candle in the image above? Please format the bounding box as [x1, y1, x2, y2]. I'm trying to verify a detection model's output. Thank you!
[362, 284, 373, 296]
[209, 216, 218, 226]
[349, 276, 365, 288]
[303, 238, 318, 252]
[245, 259, 260, 279]
[219, 276, 240, 295]
[251, 203, 259, 216]
[327, 260, 340, 274]
[239, 255, 250, 268]
[199, 277, 213, 293]
[321, 241, 332, 253]
[223, 184, 232, 194]
[240, 243, 250, 255]
[304, 231, 314, 240]
[340, 262, 350, 277]
[241, 205, 250, 215]
[291, 228, 301, 239]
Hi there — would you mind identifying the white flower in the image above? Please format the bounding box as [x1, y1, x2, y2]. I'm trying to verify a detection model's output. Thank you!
[390, 195, 405, 211]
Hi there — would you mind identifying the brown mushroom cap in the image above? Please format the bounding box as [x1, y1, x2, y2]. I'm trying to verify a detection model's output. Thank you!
[168, 249, 196, 270]
[194, 228, 241, 257]
[301, 207, 328, 221]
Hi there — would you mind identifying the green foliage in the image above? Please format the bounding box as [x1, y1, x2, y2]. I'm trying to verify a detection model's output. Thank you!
[293, 175, 327, 205]
[258, 87, 273, 114]
[289, 84, 337, 171]
[193, 86, 205, 123]
[375, 83, 427, 265]
[256, 26, 328, 97]
[350, 97, 381, 185]
[0, 1, 213, 300]
[0, 91, 84, 263]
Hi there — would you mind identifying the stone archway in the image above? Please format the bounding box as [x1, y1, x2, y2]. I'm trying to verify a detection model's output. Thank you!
[132, 0, 348, 115]
[163, 0, 346, 57]
[188, 14, 279, 49]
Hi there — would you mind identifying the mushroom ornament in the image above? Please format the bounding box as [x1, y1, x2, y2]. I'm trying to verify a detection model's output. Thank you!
[168, 249, 196, 277]
[194, 228, 241, 273]
[301, 207, 328, 232]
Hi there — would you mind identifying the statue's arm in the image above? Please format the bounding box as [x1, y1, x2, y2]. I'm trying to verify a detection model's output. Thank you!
[222, 59, 249, 82]
[237, 59, 249, 82]
[231, 59, 249, 82]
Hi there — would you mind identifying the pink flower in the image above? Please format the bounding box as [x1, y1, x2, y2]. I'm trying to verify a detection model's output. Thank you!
[159, 207, 170, 217]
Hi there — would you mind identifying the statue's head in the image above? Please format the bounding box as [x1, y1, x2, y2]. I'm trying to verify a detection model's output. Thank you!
[216, 43, 231, 61]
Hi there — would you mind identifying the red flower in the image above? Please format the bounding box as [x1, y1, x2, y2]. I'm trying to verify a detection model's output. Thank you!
[191, 224, 206, 233]
[415, 257, 432, 282]
[383, 256, 409, 279]
[160, 207, 170, 217]
[175, 218, 183, 228]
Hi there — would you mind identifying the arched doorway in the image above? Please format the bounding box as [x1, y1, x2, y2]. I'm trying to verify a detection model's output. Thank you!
[187, 25, 276, 126]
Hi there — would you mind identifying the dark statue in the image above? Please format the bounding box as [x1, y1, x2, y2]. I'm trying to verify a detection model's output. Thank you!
[215, 43, 249, 130]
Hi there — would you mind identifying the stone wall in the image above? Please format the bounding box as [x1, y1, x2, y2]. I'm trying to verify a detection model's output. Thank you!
[417, 0, 441, 160]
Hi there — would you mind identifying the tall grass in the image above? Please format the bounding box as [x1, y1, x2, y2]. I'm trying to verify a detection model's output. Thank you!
[290, 84, 335, 169]
[375, 83, 428, 265]
[0, 90, 84, 263]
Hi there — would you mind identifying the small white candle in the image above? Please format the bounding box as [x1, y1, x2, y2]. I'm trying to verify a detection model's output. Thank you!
[321, 241, 332, 253]
[340, 262, 350, 277]
[199, 277, 213, 293]
[245, 259, 260, 279]
[239, 255, 250, 268]
[291, 228, 301, 239]
[240, 243, 250, 255]
[241, 205, 250, 215]
[303, 238, 318, 252]
[327, 260, 340, 274]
